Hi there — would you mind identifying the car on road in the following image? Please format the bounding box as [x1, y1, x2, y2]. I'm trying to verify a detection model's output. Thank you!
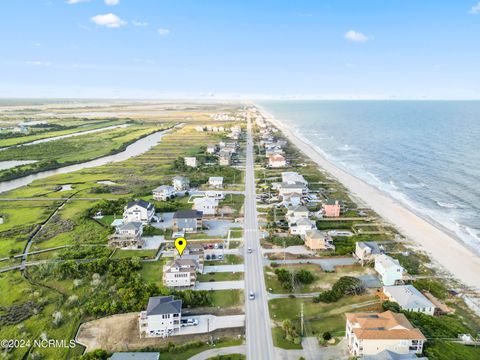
[181, 318, 199, 327]
[247, 247, 252, 254]
[249, 291, 255, 300]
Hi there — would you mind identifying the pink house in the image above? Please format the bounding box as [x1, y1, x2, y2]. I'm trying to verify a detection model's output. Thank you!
[323, 199, 341, 218]
[268, 154, 286, 168]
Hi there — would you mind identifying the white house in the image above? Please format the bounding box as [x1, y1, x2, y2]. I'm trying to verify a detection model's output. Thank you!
[139, 296, 182, 337]
[184, 157, 197, 168]
[123, 200, 155, 224]
[268, 154, 286, 168]
[173, 210, 203, 233]
[282, 193, 302, 207]
[152, 185, 175, 201]
[206, 144, 217, 154]
[108, 222, 144, 248]
[163, 259, 198, 288]
[286, 205, 309, 223]
[289, 217, 316, 236]
[346, 311, 425, 357]
[172, 176, 189, 191]
[282, 172, 308, 186]
[279, 182, 306, 197]
[208, 176, 224, 188]
[383, 285, 436, 316]
[375, 254, 405, 286]
[193, 197, 218, 216]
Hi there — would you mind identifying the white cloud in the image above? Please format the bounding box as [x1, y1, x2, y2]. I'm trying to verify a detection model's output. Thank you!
[66, 0, 90, 4]
[90, 13, 126, 28]
[132, 20, 148, 27]
[157, 28, 170, 36]
[105, 0, 119, 5]
[470, 2, 480, 14]
[26, 61, 52, 67]
[344, 30, 369, 42]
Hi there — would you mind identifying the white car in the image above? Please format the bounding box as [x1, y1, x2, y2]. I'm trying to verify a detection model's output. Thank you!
[247, 247, 252, 254]
[249, 291, 255, 300]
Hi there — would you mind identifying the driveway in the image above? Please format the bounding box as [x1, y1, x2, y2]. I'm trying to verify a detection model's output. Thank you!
[266, 257, 358, 271]
[203, 264, 244, 273]
[204, 220, 243, 237]
[358, 274, 383, 288]
[175, 314, 245, 336]
[194, 280, 245, 290]
[142, 236, 164, 250]
[188, 345, 246, 360]
[153, 212, 174, 230]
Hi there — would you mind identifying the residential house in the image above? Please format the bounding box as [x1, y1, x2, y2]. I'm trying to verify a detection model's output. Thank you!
[108, 222, 144, 248]
[282, 171, 308, 186]
[209, 176, 224, 188]
[360, 350, 428, 360]
[346, 310, 426, 357]
[323, 199, 341, 218]
[206, 144, 217, 154]
[152, 185, 175, 201]
[123, 200, 155, 224]
[383, 285, 436, 316]
[109, 353, 160, 360]
[193, 197, 218, 216]
[356, 241, 383, 266]
[173, 210, 203, 233]
[172, 176, 189, 191]
[218, 151, 231, 166]
[139, 296, 182, 337]
[289, 217, 316, 236]
[163, 259, 198, 288]
[375, 254, 405, 286]
[304, 229, 335, 251]
[286, 205, 309, 223]
[184, 157, 197, 168]
[268, 154, 286, 168]
[279, 182, 306, 197]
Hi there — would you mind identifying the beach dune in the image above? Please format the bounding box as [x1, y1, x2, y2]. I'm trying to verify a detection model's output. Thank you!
[262, 108, 480, 291]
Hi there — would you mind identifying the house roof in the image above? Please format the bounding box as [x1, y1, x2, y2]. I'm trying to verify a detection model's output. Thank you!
[269, 154, 285, 161]
[126, 199, 153, 210]
[305, 229, 328, 240]
[357, 241, 382, 254]
[376, 254, 404, 270]
[346, 311, 426, 341]
[109, 352, 160, 360]
[153, 185, 174, 192]
[193, 197, 219, 207]
[280, 182, 305, 189]
[281, 171, 308, 184]
[118, 222, 143, 231]
[383, 285, 435, 310]
[146, 296, 182, 316]
[288, 205, 309, 213]
[173, 258, 197, 268]
[209, 176, 224, 182]
[325, 199, 340, 206]
[173, 210, 203, 219]
[294, 218, 315, 227]
[361, 350, 428, 360]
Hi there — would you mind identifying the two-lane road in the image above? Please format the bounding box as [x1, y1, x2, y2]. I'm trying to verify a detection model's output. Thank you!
[244, 117, 275, 359]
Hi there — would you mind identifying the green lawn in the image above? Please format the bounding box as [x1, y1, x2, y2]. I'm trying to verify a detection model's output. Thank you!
[272, 327, 303, 350]
[210, 289, 244, 308]
[139, 258, 168, 288]
[111, 249, 158, 259]
[204, 254, 243, 266]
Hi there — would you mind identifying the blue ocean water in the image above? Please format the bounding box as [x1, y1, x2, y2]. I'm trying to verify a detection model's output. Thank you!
[259, 100, 480, 253]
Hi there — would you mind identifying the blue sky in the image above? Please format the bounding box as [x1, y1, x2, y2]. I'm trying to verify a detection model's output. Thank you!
[1, 0, 480, 98]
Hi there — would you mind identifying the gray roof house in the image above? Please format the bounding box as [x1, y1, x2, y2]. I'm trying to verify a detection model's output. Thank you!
[383, 285, 436, 315]
[146, 295, 182, 316]
[173, 210, 203, 233]
[109, 352, 160, 360]
[139, 296, 183, 338]
[355, 241, 383, 265]
[361, 350, 428, 360]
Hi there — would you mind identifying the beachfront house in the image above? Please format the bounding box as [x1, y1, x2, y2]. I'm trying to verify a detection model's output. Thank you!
[184, 157, 197, 168]
[268, 154, 286, 168]
[139, 296, 182, 338]
[282, 171, 308, 186]
[173, 210, 203, 233]
[323, 199, 341, 218]
[163, 259, 198, 288]
[345, 310, 426, 357]
[282, 193, 302, 207]
[286, 205, 309, 223]
[375, 254, 405, 286]
[208, 176, 224, 188]
[152, 185, 175, 201]
[123, 200, 155, 224]
[360, 350, 429, 360]
[289, 217, 316, 236]
[108, 222, 144, 248]
[382, 285, 436, 315]
[279, 182, 306, 197]
[304, 229, 335, 251]
[356, 241, 383, 266]
[192, 197, 218, 216]
[206, 144, 217, 154]
[172, 176, 190, 191]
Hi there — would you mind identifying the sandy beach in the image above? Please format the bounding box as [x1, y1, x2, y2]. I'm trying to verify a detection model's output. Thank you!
[259, 106, 480, 292]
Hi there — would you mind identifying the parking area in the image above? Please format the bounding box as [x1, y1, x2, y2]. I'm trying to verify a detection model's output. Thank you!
[204, 220, 243, 237]
[142, 236, 164, 250]
[194, 280, 245, 290]
[176, 314, 245, 336]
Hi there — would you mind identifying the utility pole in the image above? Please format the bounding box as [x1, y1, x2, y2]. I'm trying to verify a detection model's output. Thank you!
[300, 302, 304, 337]
[283, 239, 286, 262]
